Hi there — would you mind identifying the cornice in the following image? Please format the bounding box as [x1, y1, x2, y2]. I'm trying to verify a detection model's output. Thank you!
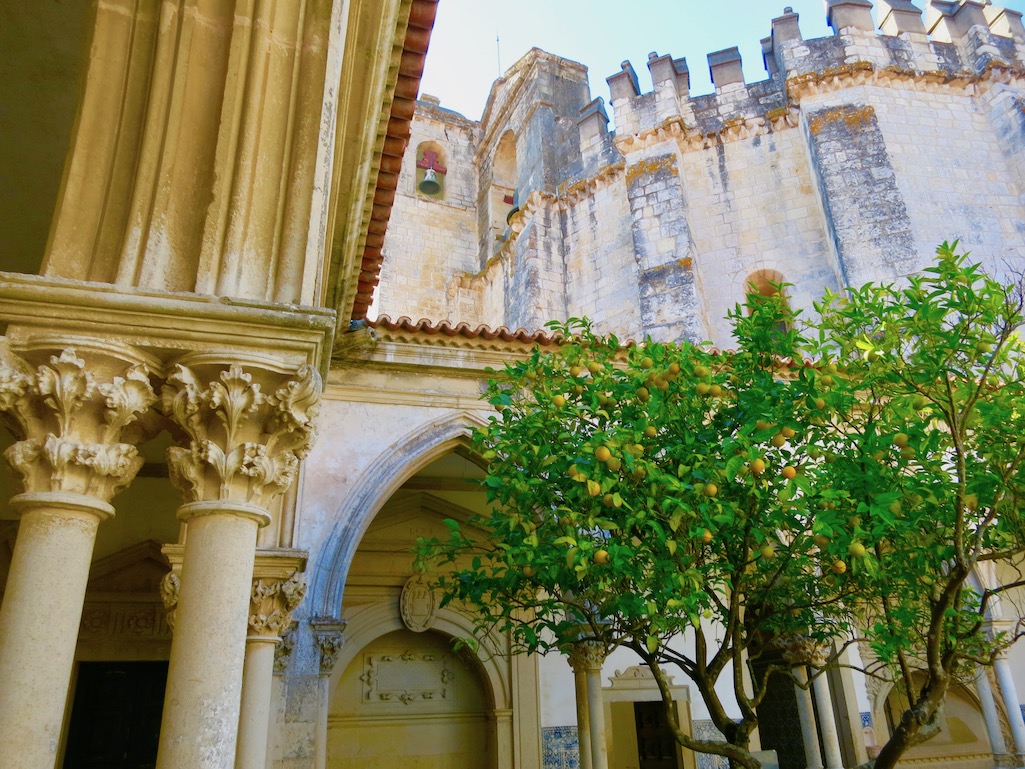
[0, 273, 336, 378]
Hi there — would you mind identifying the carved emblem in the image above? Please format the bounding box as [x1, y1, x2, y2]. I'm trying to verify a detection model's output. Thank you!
[400, 575, 437, 633]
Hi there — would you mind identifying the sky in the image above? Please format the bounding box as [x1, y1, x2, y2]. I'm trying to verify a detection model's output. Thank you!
[419, 0, 1025, 122]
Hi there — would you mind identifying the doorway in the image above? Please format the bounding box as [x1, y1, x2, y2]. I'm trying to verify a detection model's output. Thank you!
[63, 661, 167, 769]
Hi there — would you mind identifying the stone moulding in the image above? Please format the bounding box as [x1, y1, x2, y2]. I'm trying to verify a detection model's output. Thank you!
[0, 272, 336, 379]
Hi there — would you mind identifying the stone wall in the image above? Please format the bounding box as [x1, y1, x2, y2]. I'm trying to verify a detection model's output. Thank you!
[379, 1, 1025, 349]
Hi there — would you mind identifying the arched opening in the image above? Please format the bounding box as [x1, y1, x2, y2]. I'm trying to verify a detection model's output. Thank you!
[329, 628, 492, 769]
[745, 268, 788, 307]
[415, 141, 448, 200]
[745, 268, 791, 334]
[882, 675, 992, 769]
[323, 448, 535, 769]
[489, 131, 518, 243]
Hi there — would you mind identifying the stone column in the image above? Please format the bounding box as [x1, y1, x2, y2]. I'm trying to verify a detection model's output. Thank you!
[994, 655, 1025, 763]
[236, 561, 306, 769]
[570, 663, 593, 769]
[811, 665, 845, 769]
[155, 361, 321, 769]
[313, 623, 346, 769]
[793, 666, 825, 769]
[974, 666, 1009, 761]
[568, 643, 609, 769]
[0, 346, 155, 768]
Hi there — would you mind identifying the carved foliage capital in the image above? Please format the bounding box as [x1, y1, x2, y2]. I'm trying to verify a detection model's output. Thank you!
[0, 347, 156, 502]
[567, 641, 606, 673]
[314, 626, 346, 675]
[249, 571, 307, 637]
[159, 570, 181, 631]
[162, 362, 321, 509]
[774, 634, 829, 667]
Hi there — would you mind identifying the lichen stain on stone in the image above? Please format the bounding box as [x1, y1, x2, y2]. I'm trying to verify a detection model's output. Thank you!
[808, 105, 876, 136]
[678, 257, 693, 270]
[625, 155, 676, 185]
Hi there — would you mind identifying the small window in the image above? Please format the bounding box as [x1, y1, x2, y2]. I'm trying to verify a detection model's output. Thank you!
[745, 269, 791, 332]
[415, 142, 447, 200]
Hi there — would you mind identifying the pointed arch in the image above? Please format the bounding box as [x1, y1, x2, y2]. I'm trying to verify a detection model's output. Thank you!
[308, 409, 489, 621]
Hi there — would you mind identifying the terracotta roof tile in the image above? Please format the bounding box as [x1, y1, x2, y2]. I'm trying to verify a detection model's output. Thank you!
[367, 315, 563, 345]
[351, 0, 440, 321]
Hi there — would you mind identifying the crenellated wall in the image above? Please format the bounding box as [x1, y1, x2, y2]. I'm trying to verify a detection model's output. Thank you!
[380, 0, 1025, 347]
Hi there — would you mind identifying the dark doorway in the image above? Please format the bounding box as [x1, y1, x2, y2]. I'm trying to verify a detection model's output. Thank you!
[63, 661, 167, 769]
[634, 701, 681, 769]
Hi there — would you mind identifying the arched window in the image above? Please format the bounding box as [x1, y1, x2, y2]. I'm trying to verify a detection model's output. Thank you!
[745, 269, 791, 332]
[490, 131, 518, 239]
[415, 142, 447, 200]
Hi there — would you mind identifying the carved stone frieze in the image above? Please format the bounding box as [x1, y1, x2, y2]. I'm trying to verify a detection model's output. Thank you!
[249, 571, 307, 638]
[0, 346, 156, 504]
[161, 361, 321, 511]
[79, 601, 172, 639]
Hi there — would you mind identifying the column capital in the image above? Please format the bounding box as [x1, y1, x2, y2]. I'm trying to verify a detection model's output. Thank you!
[0, 344, 157, 506]
[249, 570, 306, 639]
[161, 358, 321, 514]
[566, 641, 607, 674]
[312, 621, 347, 676]
[774, 634, 829, 667]
[273, 631, 297, 675]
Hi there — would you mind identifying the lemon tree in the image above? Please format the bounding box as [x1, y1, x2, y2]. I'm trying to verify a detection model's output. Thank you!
[416, 243, 1025, 769]
[418, 290, 866, 769]
[813, 244, 1025, 769]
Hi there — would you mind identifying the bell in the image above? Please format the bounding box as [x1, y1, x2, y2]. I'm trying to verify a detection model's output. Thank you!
[418, 168, 441, 195]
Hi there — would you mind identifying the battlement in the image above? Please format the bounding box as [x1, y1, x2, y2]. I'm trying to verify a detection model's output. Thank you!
[606, 0, 1025, 138]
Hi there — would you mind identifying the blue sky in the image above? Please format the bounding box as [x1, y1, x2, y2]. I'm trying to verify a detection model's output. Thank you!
[419, 0, 1025, 121]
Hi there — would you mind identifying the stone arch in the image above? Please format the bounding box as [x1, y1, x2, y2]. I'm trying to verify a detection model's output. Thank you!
[874, 674, 993, 767]
[489, 130, 519, 239]
[743, 267, 788, 302]
[308, 409, 488, 621]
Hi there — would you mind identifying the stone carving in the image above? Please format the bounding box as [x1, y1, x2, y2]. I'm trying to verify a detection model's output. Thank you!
[361, 651, 454, 705]
[774, 634, 828, 667]
[400, 574, 437, 632]
[314, 627, 346, 675]
[0, 347, 156, 502]
[249, 571, 307, 637]
[566, 641, 606, 673]
[159, 570, 181, 631]
[161, 362, 321, 509]
[273, 631, 296, 674]
[79, 601, 170, 639]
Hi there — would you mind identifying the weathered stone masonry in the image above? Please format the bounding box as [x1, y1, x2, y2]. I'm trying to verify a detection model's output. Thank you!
[380, 1, 1025, 351]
